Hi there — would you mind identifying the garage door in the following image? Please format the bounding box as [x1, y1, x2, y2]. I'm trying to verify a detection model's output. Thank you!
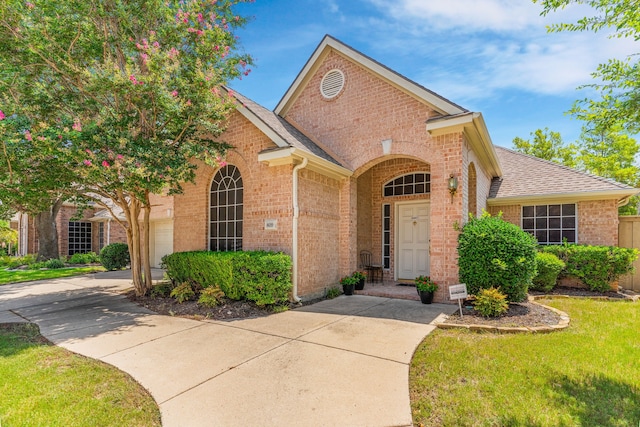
[152, 220, 174, 268]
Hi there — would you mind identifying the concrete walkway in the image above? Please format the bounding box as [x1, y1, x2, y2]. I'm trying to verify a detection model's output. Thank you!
[0, 270, 456, 427]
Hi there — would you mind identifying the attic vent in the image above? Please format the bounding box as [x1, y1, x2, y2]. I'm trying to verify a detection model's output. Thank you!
[320, 69, 345, 99]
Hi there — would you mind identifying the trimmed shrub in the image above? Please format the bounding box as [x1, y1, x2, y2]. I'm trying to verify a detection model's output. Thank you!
[531, 252, 565, 292]
[325, 287, 341, 299]
[100, 243, 130, 271]
[457, 212, 537, 302]
[541, 244, 638, 292]
[473, 287, 509, 318]
[150, 281, 175, 298]
[162, 250, 292, 306]
[44, 258, 65, 269]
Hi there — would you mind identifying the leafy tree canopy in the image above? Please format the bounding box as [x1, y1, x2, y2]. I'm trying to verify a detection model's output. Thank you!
[0, 0, 253, 293]
[512, 127, 577, 167]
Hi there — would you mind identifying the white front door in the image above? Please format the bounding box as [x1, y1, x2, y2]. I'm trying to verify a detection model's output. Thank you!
[397, 202, 430, 280]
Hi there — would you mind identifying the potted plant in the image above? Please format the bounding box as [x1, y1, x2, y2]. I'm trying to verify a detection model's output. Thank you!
[352, 271, 367, 290]
[415, 275, 438, 304]
[340, 275, 358, 295]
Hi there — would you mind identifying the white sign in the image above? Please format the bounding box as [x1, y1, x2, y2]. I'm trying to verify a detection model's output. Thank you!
[264, 219, 277, 230]
[449, 284, 468, 300]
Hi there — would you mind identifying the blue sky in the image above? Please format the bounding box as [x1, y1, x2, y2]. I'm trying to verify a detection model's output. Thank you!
[229, 0, 636, 148]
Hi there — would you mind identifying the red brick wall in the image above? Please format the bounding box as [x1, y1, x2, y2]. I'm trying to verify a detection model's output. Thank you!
[489, 199, 619, 246]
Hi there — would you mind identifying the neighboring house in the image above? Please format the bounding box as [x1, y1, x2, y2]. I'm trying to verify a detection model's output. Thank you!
[171, 35, 638, 302]
[12, 193, 174, 267]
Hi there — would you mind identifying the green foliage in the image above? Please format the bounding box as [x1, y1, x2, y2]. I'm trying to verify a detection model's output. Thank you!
[531, 252, 565, 292]
[541, 244, 638, 292]
[339, 275, 358, 286]
[44, 258, 65, 269]
[99, 243, 130, 271]
[68, 252, 100, 264]
[415, 275, 438, 292]
[473, 287, 509, 318]
[0, 254, 37, 269]
[162, 251, 292, 306]
[0, 0, 254, 294]
[170, 282, 195, 303]
[325, 287, 341, 299]
[512, 128, 577, 167]
[351, 271, 366, 282]
[457, 211, 537, 302]
[150, 281, 175, 298]
[197, 286, 225, 308]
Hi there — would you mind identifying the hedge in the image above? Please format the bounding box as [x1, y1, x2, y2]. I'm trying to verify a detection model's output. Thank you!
[540, 244, 638, 292]
[531, 252, 565, 292]
[161, 250, 292, 306]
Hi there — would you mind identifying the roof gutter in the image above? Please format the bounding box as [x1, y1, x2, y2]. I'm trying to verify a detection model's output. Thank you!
[258, 147, 353, 180]
[487, 188, 640, 207]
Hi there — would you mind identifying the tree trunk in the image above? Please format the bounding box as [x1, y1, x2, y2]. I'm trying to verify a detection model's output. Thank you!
[141, 194, 153, 292]
[34, 198, 64, 261]
[125, 199, 145, 296]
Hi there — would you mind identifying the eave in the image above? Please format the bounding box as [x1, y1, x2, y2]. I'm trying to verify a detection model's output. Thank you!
[426, 112, 502, 177]
[487, 188, 640, 207]
[258, 147, 353, 180]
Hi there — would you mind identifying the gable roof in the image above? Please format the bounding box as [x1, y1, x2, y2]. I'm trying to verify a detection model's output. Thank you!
[231, 90, 352, 179]
[488, 146, 638, 205]
[275, 35, 468, 117]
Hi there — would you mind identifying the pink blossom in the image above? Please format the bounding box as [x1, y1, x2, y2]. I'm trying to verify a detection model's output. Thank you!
[227, 89, 235, 98]
[85, 149, 92, 154]
[83, 160, 92, 166]
[219, 161, 227, 168]
[129, 74, 138, 84]
[37, 136, 45, 141]
[168, 47, 179, 58]
[72, 120, 82, 132]
[0, 110, 5, 120]
[116, 154, 124, 160]
[152, 41, 160, 48]
[186, 99, 192, 106]
[197, 13, 204, 23]
[187, 27, 196, 33]
[196, 30, 204, 36]
[25, 2, 34, 9]
[24, 130, 32, 141]
[102, 160, 110, 168]
[171, 90, 178, 97]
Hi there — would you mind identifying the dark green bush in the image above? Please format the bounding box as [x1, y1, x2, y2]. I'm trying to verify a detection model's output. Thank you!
[69, 252, 100, 264]
[162, 250, 292, 306]
[45, 258, 65, 269]
[150, 281, 175, 298]
[473, 287, 509, 318]
[531, 252, 565, 292]
[99, 243, 130, 271]
[541, 244, 638, 292]
[458, 212, 537, 302]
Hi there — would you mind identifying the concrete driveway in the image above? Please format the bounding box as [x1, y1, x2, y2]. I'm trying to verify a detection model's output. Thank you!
[0, 270, 456, 427]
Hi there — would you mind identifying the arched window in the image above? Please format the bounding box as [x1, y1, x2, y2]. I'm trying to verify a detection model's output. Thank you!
[383, 172, 430, 197]
[468, 163, 477, 217]
[209, 165, 243, 251]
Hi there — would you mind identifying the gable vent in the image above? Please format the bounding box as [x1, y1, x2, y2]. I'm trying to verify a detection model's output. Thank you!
[320, 69, 345, 99]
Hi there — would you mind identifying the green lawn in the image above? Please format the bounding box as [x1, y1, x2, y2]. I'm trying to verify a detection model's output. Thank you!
[0, 323, 160, 427]
[0, 266, 105, 285]
[410, 299, 640, 427]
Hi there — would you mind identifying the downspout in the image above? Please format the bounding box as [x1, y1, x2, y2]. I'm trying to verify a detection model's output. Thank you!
[292, 157, 309, 303]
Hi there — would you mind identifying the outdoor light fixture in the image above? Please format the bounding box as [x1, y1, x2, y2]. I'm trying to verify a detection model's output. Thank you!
[448, 174, 458, 202]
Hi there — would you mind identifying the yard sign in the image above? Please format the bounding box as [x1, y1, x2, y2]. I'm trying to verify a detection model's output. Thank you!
[449, 284, 468, 318]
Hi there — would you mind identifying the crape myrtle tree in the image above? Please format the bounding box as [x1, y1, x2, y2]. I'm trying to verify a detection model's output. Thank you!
[0, 0, 253, 295]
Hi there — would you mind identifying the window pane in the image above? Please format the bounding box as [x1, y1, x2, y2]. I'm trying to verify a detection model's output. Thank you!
[549, 218, 561, 229]
[548, 205, 561, 216]
[562, 230, 576, 243]
[404, 184, 413, 195]
[536, 205, 547, 217]
[394, 186, 403, 196]
[405, 174, 414, 183]
[384, 204, 390, 216]
[523, 206, 534, 217]
[562, 204, 576, 215]
[536, 217, 547, 229]
[536, 230, 547, 243]
[415, 174, 425, 183]
[416, 184, 425, 193]
[549, 229, 561, 243]
[522, 218, 534, 230]
[562, 217, 575, 228]
[384, 187, 393, 197]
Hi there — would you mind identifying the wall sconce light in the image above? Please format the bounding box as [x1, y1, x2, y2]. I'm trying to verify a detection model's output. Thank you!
[448, 174, 458, 202]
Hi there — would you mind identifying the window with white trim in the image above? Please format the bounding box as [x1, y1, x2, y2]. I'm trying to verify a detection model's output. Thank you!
[68, 221, 92, 255]
[383, 173, 430, 197]
[209, 165, 243, 252]
[382, 204, 391, 269]
[522, 204, 576, 244]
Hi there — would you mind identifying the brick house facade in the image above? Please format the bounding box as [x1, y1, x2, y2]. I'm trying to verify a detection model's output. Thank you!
[171, 35, 638, 302]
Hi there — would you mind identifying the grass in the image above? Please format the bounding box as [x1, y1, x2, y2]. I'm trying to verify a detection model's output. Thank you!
[0, 266, 105, 285]
[0, 323, 161, 427]
[410, 299, 640, 427]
